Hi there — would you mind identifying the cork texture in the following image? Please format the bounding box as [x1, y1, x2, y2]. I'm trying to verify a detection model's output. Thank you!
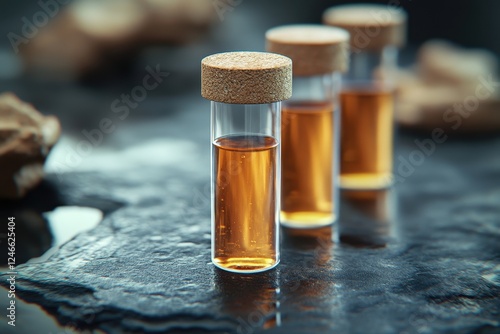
[266, 24, 350, 76]
[323, 4, 406, 51]
[201, 52, 292, 104]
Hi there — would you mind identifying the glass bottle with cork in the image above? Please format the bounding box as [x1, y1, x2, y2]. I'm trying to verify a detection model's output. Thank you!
[266, 24, 350, 228]
[323, 4, 407, 189]
[201, 51, 292, 273]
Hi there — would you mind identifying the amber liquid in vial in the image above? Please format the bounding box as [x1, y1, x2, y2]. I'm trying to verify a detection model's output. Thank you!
[213, 135, 279, 272]
[340, 86, 394, 189]
[281, 101, 335, 227]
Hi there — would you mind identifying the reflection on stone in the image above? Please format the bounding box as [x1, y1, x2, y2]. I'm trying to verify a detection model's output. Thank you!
[282, 226, 333, 267]
[215, 270, 281, 333]
[0, 180, 60, 266]
[30, 206, 103, 264]
[0, 205, 104, 267]
[46, 206, 103, 246]
[0, 209, 52, 266]
[278, 233, 339, 332]
[339, 188, 397, 248]
[280, 226, 338, 325]
[0, 286, 77, 333]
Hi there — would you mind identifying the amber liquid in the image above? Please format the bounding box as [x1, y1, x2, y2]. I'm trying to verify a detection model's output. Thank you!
[213, 135, 279, 272]
[340, 87, 394, 189]
[281, 101, 335, 227]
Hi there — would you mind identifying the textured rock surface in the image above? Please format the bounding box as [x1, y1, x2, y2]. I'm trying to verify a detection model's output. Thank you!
[1, 132, 500, 334]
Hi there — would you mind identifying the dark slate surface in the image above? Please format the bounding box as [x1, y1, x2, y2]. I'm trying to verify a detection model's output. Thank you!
[1, 129, 500, 334]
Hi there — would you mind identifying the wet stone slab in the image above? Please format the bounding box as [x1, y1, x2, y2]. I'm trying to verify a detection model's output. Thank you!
[1, 135, 500, 334]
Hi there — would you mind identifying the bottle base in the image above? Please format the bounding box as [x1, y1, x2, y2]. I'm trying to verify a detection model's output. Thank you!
[280, 211, 335, 229]
[340, 173, 393, 190]
[212, 257, 279, 274]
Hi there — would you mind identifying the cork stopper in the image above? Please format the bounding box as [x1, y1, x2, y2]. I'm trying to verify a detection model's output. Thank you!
[323, 4, 407, 51]
[201, 52, 292, 104]
[266, 24, 350, 76]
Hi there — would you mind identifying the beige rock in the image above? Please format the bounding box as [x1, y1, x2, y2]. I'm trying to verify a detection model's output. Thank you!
[395, 69, 500, 134]
[69, 0, 146, 49]
[19, 13, 103, 80]
[20, 0, 216, 79]
[418, 40, 498, 87]
[395, 40, 500, 134]
[0, 93, 61, 199]
[139, 0, 217, 44]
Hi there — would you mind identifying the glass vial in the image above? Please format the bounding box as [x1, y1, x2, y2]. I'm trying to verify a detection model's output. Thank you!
[324, 4, 407, 189]
[266, 25, 350, 228]
[201, 52, 292, 273]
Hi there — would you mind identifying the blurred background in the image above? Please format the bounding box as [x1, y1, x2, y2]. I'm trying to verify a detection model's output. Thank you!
[0, 0, 499, 200]
[0, 0, 498, 132]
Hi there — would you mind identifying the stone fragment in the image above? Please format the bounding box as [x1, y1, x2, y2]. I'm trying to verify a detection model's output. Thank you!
[0, 93, 61, 199]
[395, 40, 500, 133]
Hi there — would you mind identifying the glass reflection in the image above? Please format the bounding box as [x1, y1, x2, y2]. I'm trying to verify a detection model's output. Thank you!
[280, 226, 335, 306]
[278, 226, 338, 331]
[0, 209, 52, 267]
[281, 226, 333, 267]
[339, 188, 397, 248]
[215, 270, 281, 333]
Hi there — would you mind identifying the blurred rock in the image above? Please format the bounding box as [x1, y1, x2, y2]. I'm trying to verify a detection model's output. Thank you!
[139, 0, 217, 45]
[19, 12, 103, 81]
[70, 0, 146, 49]
[418, 40, 498, 87]
[0, 93, 61, 199]
[19, 0, 217, 80]
[395, 40, 500, 134]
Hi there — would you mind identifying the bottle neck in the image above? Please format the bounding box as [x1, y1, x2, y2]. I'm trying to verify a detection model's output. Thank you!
[290, 72, 342, 103]
[210, 101, 281, 142]
[344, 46, 398, 90]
